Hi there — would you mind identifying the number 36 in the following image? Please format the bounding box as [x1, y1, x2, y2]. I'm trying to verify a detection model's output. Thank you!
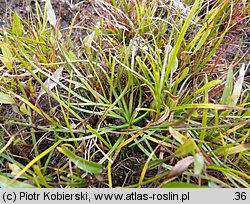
[234, 192, 246, 200]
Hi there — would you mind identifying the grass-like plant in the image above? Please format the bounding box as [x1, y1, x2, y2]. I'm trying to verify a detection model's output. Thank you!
[0, 0, 249, 188]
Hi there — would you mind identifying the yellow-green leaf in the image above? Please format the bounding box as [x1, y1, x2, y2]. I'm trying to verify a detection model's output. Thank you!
[170, 46, 178, 73]
[0, 43, 13, 70]
[160, 181, 206, 188]
[173, 103, 246, 111]
[175, 140, 198, 157]
[0, 92, 16, 104]
[8, 163, 30, 179]
[11, 12, 23, 36]
[193, 23, 212, 53]
[20, 103, 31, 116]
[172, 67, 189, 88]
[227, 144, 250, 155]
[221, 65, 234, 105]
[83, 30, 96, 53]
[169, 127, 187, 144]
[0, 175, 35, 188]
[196, 80, 222, 96]
[57, 146, 103, 174]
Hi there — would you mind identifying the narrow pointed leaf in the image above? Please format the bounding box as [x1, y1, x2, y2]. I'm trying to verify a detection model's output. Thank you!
[11, 12, 23, 36]
[0, 175, 35, 188]
[172, 67, 189, 88]
[221, 65, 234, 105]
[169, 127, 187, 144]
[175, 140, 198, 157]
[160, 181, 205, 188]
[8, 163, 30, 179]
[57, 146, 103, 174]
[227, 144, 250, 155]
[196, 80, 222, 96]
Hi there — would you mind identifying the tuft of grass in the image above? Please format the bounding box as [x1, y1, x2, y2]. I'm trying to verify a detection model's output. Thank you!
[0, 0, 249, 188]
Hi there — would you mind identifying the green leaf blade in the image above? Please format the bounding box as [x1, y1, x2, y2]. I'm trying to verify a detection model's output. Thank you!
[0, 175, 35, 188]
[221, 65, 234, 105]
[11, 12, 23, 36]
[0, 92, 16, 104]
[57, 146, 103, 174]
